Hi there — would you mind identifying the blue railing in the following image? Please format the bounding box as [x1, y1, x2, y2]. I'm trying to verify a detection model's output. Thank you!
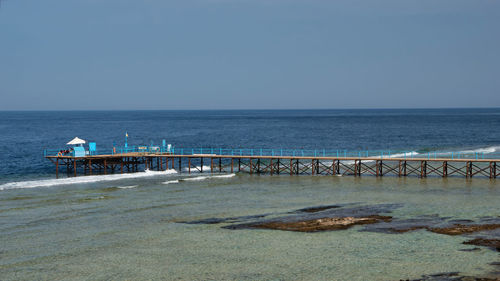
[44, 146, 500, 160]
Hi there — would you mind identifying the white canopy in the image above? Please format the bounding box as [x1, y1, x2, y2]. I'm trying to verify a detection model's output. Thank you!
[67, 137, 86, 145]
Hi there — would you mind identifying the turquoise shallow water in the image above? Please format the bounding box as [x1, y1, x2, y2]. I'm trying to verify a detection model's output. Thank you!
[1, 172, 500, 280]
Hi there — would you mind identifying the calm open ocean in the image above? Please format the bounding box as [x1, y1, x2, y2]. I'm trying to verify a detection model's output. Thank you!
[1, 109, 500, 280]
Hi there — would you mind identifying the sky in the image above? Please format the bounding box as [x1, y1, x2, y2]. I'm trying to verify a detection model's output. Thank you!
[1, 0, 499, 110]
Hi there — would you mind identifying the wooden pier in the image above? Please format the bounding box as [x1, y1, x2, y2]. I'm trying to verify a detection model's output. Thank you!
[45, 153, 500, 179]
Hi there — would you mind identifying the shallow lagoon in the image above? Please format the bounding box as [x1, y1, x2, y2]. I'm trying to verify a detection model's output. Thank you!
[1, 173, 500, 280]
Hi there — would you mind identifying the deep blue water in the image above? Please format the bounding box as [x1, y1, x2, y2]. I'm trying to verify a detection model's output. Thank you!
[1, 108, 500, 183]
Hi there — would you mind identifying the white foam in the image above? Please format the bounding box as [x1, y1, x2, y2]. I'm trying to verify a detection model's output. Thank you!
[116, 185, 138, 189]
[182, 173, 236, 182]
[457, 146, 500, 154]
[163, 180, 179, 185]
[387, 151, 419, 158]
[182, 165, 213, 173]
[0, 169, 177, 191]
[336, 151, 420, 165]
[212, 173, 236, 178]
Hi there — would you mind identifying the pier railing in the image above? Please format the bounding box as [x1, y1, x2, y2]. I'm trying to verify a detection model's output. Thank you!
[44, 146, 500, 160]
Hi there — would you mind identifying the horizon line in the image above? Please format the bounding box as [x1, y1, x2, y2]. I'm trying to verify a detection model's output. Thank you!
[1, 106, 500, 112]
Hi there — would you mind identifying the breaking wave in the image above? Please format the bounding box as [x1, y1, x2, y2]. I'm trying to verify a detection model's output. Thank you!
[182, 166, 213, 173]
[0, 169, 177, 191]
[116, 185, 138, 189]
[181, 173, 236, 182]
[163, 180, 179, 185]
[456, 146, 500, 154]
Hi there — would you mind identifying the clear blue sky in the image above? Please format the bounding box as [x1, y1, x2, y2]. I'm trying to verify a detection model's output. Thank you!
[1, 0, 499, 110]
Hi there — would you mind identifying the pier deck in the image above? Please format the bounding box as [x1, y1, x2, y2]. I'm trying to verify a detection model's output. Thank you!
[45, 152, 500, 179]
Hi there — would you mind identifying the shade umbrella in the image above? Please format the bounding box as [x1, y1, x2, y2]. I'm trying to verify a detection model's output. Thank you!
[67, 137, 86, 145]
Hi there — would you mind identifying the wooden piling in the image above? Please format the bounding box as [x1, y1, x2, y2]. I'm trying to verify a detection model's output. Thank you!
[420, 161, 426, 178]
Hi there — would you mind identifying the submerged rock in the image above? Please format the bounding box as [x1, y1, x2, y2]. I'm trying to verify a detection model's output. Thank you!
[379, 223, 500, 236]
[177, 214, 270, 225]
[463, 238, 500, 252]
[296, 205, 341, 213]
[401, 271, 500, 281]
[229, 215, 392, 232]
[429, 224, 500, 236]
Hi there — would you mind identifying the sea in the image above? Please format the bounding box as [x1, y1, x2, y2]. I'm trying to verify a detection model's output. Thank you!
[1, 109, 500, 280]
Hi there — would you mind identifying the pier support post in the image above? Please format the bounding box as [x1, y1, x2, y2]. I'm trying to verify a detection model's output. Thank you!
[179, 158, 181, 173]
[312, 159, 315, 175]
[490, 162, 496, 179]
[219, 157, 222, 173]
[188, 158, 191, 174]
[420, 161, 426, 178]
[270, 159, 273, 175]
[296, 159, 299, 175]
[89, 159, 92, 175]
[249, 159, 253, 175]
[290, 159, 293, 175]
[467, 161, 473, 178]
[200, 158, 203, 173]
[231, 158, 234, 173]
[376, 160, 382, 177]
[74, 159, 77, 177]
[160, 157, 163, 171]
[211, 158, 214, 173]
[104, 159, 107, 175]
[277, 159, 280, 175]
[56, 158, 59, 179]
[443, 161, 448, 177]
[238, 158, 241, 172]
